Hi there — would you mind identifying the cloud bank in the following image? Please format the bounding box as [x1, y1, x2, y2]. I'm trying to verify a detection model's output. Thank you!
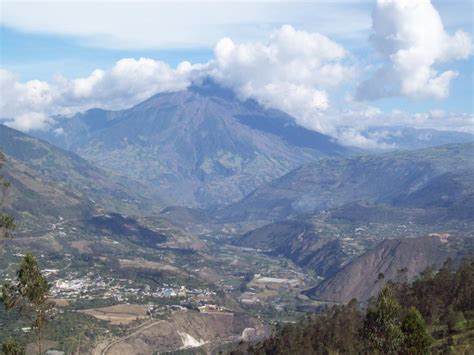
[357, 0, 472, 100]
[210, 25, 354, 127]
[0, 26, 354, 132]
[0, 60, 197, 131]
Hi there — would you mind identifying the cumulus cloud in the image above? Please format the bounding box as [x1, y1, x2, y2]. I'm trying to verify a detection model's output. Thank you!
[0, 69, 55, 131]
[55, 58, 198, 111]
[0, 59, 199, 130]
[357, 0, 473, 100]
[1, 21, 472, 150]
[209, 25, 354, 119]
[0, 25, 353, 132]
[329, 105, 474, 148]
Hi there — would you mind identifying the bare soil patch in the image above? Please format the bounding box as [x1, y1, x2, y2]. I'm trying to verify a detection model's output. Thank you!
[79, 304, 149, 325]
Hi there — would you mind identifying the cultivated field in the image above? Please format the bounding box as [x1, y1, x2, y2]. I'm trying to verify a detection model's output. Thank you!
[119, 258, 179, 272]
[79, 304, 149, 325]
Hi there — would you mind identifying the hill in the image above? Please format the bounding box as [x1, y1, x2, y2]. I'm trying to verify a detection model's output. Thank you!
[0, 124, 162, 229]
[307, 235, 473, 302]
[234, 201, 474, 279]
[217, 143, 474, 222]
[233, 256, 474, 354]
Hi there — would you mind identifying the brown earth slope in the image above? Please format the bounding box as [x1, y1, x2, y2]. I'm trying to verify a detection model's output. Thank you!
[99, 311, 263, 355]
[307, 235, 473, 303]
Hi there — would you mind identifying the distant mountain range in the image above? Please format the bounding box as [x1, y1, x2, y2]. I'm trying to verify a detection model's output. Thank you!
[34, 80, 348, 208]
[217, 143, 474, 222]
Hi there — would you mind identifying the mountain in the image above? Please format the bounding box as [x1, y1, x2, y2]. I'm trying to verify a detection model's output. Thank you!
[234, 200, 474, 279]
[235, 214, 355, 279]
[34, 80, 349, 207]
[361, 126, 474, 150]
[217, 143, 474, 222]
[231, 143, 474, 300]
[0, 124, 163, 229]
[307, 235, 474, 302]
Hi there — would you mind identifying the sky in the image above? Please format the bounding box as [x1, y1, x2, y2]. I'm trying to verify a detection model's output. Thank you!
[0, 0, 473, 147]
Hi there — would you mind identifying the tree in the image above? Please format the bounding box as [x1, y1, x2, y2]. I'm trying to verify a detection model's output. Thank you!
[362, 287, 405, 353]
[401, 307, 432, 354]
[1, 338, 25, 355]
[453, 257, 474, 313]
[0, 152, 16, 239]
[445, 305, 466, 334]
[1, 253, 52, 355]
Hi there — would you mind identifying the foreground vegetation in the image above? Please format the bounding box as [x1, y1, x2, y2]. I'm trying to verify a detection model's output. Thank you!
[232, 257, 474, 354]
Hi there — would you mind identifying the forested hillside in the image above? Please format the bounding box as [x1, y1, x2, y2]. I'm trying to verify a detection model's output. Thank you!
[232, 257, 474, 354]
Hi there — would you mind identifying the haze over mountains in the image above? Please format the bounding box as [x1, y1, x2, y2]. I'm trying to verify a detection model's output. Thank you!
[360, 126, 474, 150]
[30, 80, 473, 210]
[4, 82, 473, 275]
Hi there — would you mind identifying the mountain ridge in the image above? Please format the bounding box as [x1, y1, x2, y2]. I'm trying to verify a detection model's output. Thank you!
[216, 143, 474, 222]
[0, 124, 163, 229]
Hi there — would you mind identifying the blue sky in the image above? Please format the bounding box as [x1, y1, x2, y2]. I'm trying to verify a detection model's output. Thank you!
[0, 0, 472, 145]
[0, 26, 213, 80]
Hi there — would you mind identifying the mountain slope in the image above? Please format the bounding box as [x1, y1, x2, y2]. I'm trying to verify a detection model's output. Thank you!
[36, 81, 349, 207]
[234, 200, 474, 279]
[307, 235, 473, 302]
[217, 143, 474, 222]
[0, 124, 162, 229]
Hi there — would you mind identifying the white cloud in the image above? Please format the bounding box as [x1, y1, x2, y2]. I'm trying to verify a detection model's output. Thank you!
[0, 59, 199, 130]
[357, 0, 473, 100]
[328, 104, 474, 148]
[209, 25, 354, 116]
[0, 69, 55, 130]
[1, 20, 472, 150]
[55, 58, 197, 111]
[0, 26, 353, 132]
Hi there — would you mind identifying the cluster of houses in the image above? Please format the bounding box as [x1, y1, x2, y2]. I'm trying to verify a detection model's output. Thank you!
[49, 272, 218, 306]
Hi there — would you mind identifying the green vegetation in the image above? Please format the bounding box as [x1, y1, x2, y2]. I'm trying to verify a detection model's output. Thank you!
[0, 152, 15, 239]
[1, 338, 25, 355]
[401, 307, 432, 354]
[232, 257, 473, 354]
[2, 253, 52, 354]
[363, 287, 406, 353]
[1, 154, 50, 354]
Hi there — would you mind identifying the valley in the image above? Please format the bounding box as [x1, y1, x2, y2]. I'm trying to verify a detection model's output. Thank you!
[1, 1, 473, 353]
[0, 84, 473, 354]
[0, 211, 320, 353]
